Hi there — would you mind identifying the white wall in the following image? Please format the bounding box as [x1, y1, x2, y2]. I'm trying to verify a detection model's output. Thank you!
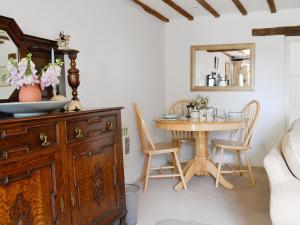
[165, 9, 300, 166]
[0, 0, 166, 183]
[286, 37, 300, 127]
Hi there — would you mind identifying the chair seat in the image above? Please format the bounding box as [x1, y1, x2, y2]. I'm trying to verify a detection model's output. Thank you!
[145, 142, 180, 154]
[211, 139, 249, 150]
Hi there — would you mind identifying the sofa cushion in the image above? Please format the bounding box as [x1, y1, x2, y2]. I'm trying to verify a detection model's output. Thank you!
[282, 127, 300, 179]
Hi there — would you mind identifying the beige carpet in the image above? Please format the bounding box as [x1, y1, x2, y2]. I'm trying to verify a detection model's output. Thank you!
[155, 219, 209, 225]
[137, 169, 271, 225]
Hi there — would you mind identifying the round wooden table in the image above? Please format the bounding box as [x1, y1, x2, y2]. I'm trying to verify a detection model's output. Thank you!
[155, 118, 247, 190]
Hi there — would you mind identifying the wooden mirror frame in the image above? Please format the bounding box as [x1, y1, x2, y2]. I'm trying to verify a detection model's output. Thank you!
[0, 15, 67, 102]
[190, 43, 255, 92]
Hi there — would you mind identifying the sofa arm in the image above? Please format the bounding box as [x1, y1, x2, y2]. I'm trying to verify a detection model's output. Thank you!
[264, 145, 300, 225]
[264, 145, 296, 186]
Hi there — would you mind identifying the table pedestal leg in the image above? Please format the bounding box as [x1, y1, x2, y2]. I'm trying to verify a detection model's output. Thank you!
[174, 131, 234, 190]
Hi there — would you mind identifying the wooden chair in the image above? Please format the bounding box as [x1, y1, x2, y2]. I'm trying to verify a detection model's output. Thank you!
[168, 99, 195, 144]
[133, 103, 187, 192]
[210, 100, 260, 188]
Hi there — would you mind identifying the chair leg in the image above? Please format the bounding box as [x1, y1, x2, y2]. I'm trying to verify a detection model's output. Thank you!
[173, 151, 187, 190]
[140, 154, 148, 182]
[143, 154, 152, 192]
[236, 150, 243, 176]
[171, 151, 179, 175]
[215, 149, 224, 188]
[243, 150, 255, 187]
[211, 145, 217, 161]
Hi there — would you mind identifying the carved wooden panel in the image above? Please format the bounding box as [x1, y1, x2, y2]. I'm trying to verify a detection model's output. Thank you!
[69, 136, 121, 225]
[0, 164, 57, 225]
[10, 193, 33, 225]
[92, 163, 104, 205]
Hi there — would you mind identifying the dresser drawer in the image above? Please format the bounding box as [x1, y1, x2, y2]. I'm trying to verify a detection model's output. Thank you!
[66, 113, 118, 143]
[0, 123, 58, 160]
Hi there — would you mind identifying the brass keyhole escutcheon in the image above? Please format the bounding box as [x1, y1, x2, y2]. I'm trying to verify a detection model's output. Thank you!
[60, 197, 65, 213]
[106, 121, 113, 131]
[75, 128, 84, 139]
[71, 192, 77, 207]
[40, 133, 50, 147]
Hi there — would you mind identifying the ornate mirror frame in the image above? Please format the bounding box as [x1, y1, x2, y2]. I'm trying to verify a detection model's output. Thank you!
[190, 43, 255, 92]
[0, 15, 67, 102]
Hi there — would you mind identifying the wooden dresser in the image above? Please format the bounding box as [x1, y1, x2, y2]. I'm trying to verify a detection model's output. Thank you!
[0, 107, 126, 225]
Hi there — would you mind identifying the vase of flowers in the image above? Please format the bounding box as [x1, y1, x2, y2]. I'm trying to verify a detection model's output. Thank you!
[6, 53, 63, 102]
[190, 95, 209, 110]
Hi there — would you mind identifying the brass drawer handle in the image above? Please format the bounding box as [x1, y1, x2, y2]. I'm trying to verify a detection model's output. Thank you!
[75, 128, 84, 139]
[60, 197, 65, 213]
[40, 133, 50, 147]
[106, 121, 113, 131]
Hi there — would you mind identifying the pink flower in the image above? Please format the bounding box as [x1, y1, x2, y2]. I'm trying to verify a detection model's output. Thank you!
[40, 64, 60, 89]
[6, 54, 39, 89]
[6, 53, 62, 90]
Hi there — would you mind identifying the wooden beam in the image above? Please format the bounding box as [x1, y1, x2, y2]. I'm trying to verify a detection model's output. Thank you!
[232, 0, 247, 16]
[0, 35, 9, 40]
[196, 0, 220, 18]
[252, 25, 300, 36]
[207, 49, 246, 53]
[266, 0, 276, 13]
[132, 0, 169, 22]
[0, 40, 4, 44]
[162, 0, 193, 21]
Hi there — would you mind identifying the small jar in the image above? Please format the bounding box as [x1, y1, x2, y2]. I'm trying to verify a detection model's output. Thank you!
[207, 108, 216, 122]
[190, 110, 199, 119]
[199, 109, 207, 121]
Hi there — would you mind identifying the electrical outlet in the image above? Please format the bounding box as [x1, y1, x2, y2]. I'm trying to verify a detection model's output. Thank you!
[125, 137, 130, 154]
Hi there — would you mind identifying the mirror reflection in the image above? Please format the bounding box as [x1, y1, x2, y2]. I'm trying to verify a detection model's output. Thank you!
[191, 43, 255, 91]
[0, 30, 18, 99]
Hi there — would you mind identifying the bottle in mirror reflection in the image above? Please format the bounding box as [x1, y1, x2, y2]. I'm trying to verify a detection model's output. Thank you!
[206, 72, 216, 86]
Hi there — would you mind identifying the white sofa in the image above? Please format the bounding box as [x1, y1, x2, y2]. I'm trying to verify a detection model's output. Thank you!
[264, 128, 300, 225]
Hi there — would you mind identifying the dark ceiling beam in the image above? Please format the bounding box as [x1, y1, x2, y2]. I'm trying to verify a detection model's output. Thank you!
[196, 0, 220, 18]
[162, 0, 193, 21]
[0, 35, 9, 40]
[132, 0, 169, 22]
[252, 25, 300, 36]
[232, 0, 247, 16]
[266, 0, 277, 13]
[0, 40, 4, 44]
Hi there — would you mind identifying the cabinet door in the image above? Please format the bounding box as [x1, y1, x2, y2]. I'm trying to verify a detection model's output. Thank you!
[0, 151, 66, 225]
[68, 135, 125, 225]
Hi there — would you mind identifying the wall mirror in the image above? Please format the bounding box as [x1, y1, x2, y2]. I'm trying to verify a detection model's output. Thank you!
[0, 30, 18, 99]
[190, 43, 255, 91]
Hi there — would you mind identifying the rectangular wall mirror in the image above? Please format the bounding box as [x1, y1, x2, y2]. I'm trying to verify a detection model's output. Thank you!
[190, 43, 255, 91]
